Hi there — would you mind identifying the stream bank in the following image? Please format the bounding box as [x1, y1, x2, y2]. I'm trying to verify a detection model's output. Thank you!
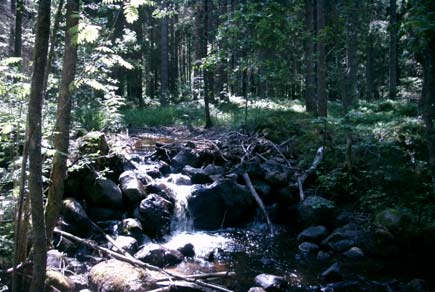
[42, 127, 435, 291]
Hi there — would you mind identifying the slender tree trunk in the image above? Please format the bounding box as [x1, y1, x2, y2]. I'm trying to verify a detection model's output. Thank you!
[14, 0, 23, 58]
[45, 0, 79, 245]
[344, 0, 358, 111]
[43, 0, 65, 95]
[388, 0, 398, 99]
[317, 0, 327, 117]
[160, 10, 169, 105]
[8, 0, 15, 56]
[26, 0, 51, 290]
[304, 0, 316, 114]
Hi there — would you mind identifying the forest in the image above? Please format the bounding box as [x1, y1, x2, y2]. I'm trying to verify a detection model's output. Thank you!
[0, 0, 434, 291]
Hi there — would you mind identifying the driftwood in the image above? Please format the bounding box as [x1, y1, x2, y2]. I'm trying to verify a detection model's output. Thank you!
[242, 173, 274, 236]
[297, 146, 324, 200]
[53, 228, 234, 292]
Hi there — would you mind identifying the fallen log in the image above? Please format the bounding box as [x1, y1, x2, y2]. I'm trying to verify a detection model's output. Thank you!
[53, 228, 235, 292]
[242, 173, 274, 236]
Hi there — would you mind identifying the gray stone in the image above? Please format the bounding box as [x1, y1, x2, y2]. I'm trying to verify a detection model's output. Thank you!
[134, 194, 173, 238]
[203, 164, 225, 176]
[171, 149, 200, 172]
[298, 242, 320, 254]
[88, 178, 123, 208]
[297, 196, 336, 227]
[254, 274, 287, 291]
[329, 239, 355, 252]
[188, 179, 256, 230]
[343, 246, 364, 259]
[135, 244, 184, 268]
[119, 171, 146, 203]
[317, 251, 332, 261]
[47, 249, 68, 269]
[182, 165, 213, 184]
[46, 270, 75, 292]
[111, 236, 138, 254]
[89, 259, 153, 292]
[297, 226, 328, 243]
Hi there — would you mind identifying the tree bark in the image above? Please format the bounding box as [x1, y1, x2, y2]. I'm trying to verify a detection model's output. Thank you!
[304, 0, 317, 114]
[160, 8, 169, 105]
[344, 0, 358, 111]
[14, 0, 23, 58]
[388, 0, 398, 99]
[365, 0, 375, 101]
[45, 0, 79, 245]
[316, 0, 327, 117]
[26, 0, 51, 290]
[43, 0, 65, 95]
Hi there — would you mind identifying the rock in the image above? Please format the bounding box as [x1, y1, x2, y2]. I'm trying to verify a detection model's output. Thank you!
[188, 179, 256, 230]
[251, 179, 272, 202]
[69, 274, 88, 291]
[298, 242, 320, 254]
[134, 194, 173, 238]
[46, 270, 75, 292]
[203, 164, 225, 176]
[65, 259, 87, 274]
[122, 218, 143, 236]
[260, 158, 291, 187]
[135, 244, 184, 268]
[177, 243, 195, 258]
[111, 236, 138, 254]
[399, 279, 428, 292]
[168, 174, 191, 185]
[375, 208, 412, 234]
[297, 226, 328, 243]
[87, 207, 123, 221]
[89, 259, 154, 292]
[254, 274, 287, 292]
[321, 262, 342, 283]
[317, 251, 332, 261]
[171, 149, 201, 172]
[343, 246, 364, 259]
[119, 171, 147, 203]
[88, 178, 123, 208]
[145, 183, 176, 206]
[248, 288, 267, 292]
[61, 198, 91, 229]
[182, 165, 213, 184]
[47, 249, 68, 270]
[64, 166, 97, 199]
[330, 239, 355, 252]
[297, 196, 337, 227]
[77, 131, 109, 155]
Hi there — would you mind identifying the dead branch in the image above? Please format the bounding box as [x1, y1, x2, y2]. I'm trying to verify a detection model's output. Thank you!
[242, 173, 274, 236]
[296, 146, 324, 200]
[53, 228, 235, 292]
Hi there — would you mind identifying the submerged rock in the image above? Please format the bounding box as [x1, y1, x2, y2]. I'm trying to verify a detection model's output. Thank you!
[188, 179, 256, 230]
[119, 170, 147, 203]
[89, 259, 154, 292]
[134, 244, 184, 268]
[254, 273, 287, 292]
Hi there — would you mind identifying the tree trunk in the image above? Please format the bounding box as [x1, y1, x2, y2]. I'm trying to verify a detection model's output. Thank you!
[304, 0, 317, 114]
[160, 10, 169, 105]
[8, 0, 15, 56]
[316, 0, 327, 117]
[26, 0, 51, 290]
[388, 0, 398, 99]
[14, 0, 23, 58]
[344, 0, 358, 111]
[45, 0, 79, 245]
[43, 0, 65, 95]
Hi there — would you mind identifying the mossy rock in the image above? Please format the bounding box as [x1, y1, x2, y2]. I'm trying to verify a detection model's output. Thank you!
[77, 131, 109, 156]
[375, 208, 412, 234]
[89, 259, 155, 292]
[45, 270, 75, 292]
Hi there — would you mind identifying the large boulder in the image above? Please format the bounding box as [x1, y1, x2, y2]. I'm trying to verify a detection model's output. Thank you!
[77, 131, 109, 155]
[89, 259, 154, 292]
[87, 207, 123, 221]
[259, 158, 291, 187]
[187, 179, 256, 230]
[119, 171, 147, 203]
[297, 196, 337, 227]
[87, 178, 123, 208]
[171, 149, 201, 172]
[134, 194, 173, 238]
[182, 165, 213, 184]
[134, 244, 184, 268]
[297, 225, 328, 243]
[61, 198, 92, 234]
[111, 236, 138, 254]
